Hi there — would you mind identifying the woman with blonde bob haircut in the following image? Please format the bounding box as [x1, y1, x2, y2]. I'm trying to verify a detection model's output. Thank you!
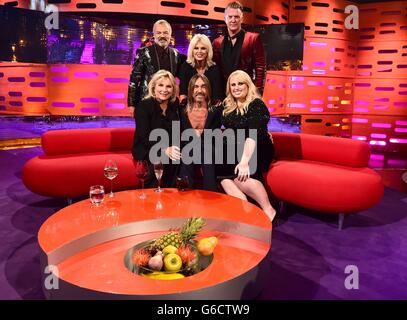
[179, 34, 223, 105]
[132, 70, 181, 188]
[217, 70, 276, 222]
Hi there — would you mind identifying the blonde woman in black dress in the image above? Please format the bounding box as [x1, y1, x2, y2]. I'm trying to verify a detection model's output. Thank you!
[218, 70, 276, 222]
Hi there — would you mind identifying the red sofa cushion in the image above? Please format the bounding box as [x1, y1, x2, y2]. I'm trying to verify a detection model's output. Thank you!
[271, 132, 370, 167]
[42, 128, 134, 156]
[23, 152, 140, 198]
[266, 159, 383, 213]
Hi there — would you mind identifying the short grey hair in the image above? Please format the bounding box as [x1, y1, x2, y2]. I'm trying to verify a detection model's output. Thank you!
[153, 20, 172, 35]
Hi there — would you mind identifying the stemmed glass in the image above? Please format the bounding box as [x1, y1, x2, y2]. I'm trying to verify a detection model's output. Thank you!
[104, 160, 118, 198]
[153, 161, 164, 193]
[104, 160, 119, 198]
[135, 160, 149, 199]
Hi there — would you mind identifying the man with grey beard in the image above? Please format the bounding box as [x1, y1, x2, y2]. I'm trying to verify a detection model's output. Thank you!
[127, 19, 185, 116]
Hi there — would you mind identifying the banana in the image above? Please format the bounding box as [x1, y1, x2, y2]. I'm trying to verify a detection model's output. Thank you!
[142, 272, 185, 280]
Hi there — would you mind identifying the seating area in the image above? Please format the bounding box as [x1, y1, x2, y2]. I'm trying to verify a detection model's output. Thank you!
[23, 128, 384, 228]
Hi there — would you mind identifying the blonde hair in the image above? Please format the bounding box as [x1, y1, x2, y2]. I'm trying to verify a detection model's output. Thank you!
[145, 70, 178, 103]
[223, 70, 260, 116]
[186, 34, 215, 69]
[153, 20, 172, 35]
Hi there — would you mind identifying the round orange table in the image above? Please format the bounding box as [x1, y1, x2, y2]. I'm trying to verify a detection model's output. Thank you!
[38, 189, 272, 299]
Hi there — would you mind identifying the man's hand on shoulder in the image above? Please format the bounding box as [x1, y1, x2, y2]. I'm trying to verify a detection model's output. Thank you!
[129, 106, 135, 117]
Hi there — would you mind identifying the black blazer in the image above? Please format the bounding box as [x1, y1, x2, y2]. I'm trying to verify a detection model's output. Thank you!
[128, 44, 185, 106]
[178, 63, 224, 102]
[132, 97, 180, 161]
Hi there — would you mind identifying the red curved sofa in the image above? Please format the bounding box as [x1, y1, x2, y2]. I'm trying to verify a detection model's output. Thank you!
[266, 132, 384, 228]
[23, 128, 383, 228]
[23, 128, 140, 199]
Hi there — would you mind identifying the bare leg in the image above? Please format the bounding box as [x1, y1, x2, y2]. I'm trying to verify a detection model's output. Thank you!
[220, 179, 247, 201]
[234, 178, 276, 222]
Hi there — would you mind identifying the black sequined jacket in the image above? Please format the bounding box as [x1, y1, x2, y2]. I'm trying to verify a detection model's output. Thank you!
[127, 44, 185, 107]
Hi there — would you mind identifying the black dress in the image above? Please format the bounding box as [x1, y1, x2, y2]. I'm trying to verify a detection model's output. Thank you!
[217, 98, 274, 181]
[132, 97, 180, 188]
[178, 62, 224, 102]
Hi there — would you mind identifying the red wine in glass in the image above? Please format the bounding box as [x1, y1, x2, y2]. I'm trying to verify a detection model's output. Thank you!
[135, 160, 149, 199]
[176, 176, 189, 191]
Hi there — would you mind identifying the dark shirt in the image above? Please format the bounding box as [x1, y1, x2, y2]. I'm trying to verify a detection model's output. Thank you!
[132, 97, 180, 161]
[178, 63, 224, 102]
[222, 29, 245, 81]
[155, 44, 171, 72]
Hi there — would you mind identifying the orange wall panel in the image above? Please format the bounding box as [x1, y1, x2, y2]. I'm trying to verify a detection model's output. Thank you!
[0, 63, 48, 115]
[301, 114, 352, 137]
[351, 115, 407, 153]
[263, 72, 287, 115]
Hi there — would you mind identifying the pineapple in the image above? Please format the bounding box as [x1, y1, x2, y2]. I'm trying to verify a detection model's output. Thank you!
[153, 217, 205, 250]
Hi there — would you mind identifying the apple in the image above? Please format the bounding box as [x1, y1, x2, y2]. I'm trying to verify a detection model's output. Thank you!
[162, 245, 178, 256]
[164, 253, 183, 272]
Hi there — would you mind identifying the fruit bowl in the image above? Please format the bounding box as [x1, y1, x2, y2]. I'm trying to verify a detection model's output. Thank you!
[124, 239, 213, 279]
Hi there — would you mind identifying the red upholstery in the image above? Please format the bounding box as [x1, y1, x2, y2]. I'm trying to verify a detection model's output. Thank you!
[23, 128, 384, 215]
[267, 132, 384, 214]
[23, 128, 140, 198]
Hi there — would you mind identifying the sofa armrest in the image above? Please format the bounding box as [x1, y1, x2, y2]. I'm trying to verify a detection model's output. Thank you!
[42, 128, 135, 156]
[271, 132, 370, 167]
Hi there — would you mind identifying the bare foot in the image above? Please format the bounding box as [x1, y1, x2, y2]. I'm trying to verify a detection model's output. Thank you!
[264, 206, 276, 222]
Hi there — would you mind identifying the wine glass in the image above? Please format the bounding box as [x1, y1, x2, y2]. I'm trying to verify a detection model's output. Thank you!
[153, 161, 164, 193]
[134, 160, 149, 199]
[104, 160, 118, 198]
[176, 175, 189, 192]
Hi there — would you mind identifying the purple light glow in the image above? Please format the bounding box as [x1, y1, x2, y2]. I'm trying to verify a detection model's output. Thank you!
[74, 72, 99, 78]
[310, 107, 323, 112]
[8, 77, 25, 82]
[51, 66, 69, 73]
[52, 102, 75, 108]
[307, 81, 324, 86]
[312, 69, 326, 75]
[267, 79, 276, 84]
[80, 98, 99, 103]
[374, 105, 389, 110]
[374, 98, 389, 102]
[369, 140, 387, 146]
[313, 62, 326, 66]
[395, 128, 407, 133]
[9, 101, 23, 107]
[30, 82, 46, 87]
[352, 118, 368, 123]
[390, 138, 407, 144]
[291, 76, 304, 81]
[371, 133, 387, 138]
[8, 92, 22, 97]
[394, 102, 407, 107]
[354, 83, 371, 87]
[310, 100, 323, 104]
[0, 106, 6, 110]
[105, 103, 125, 109]
[399, 91, 407, 95]
[310, 42, 327, 47]
[0, 96, 5, 101]
[105, 93, 125, 99]
[375, 87, 394, 91]
[29, 72, 45, 77]
[355, 108, 369, 112]
[104, 78, 129, 84]
[370, 154, 384, 160]
[395, 120, 407, 125]
[290, 84, 304, 89]
[388, 159, 407, 167]
[355, 100, 369, 105]
[27, 97, 47, 102]
[80, 108, 100, 113]
[288, 103, 306, 108]
[268, 99, 276, 104]
[352, 135, 367, 141]
[372, 123, 391, 128]
[51, 77, 69, 83]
